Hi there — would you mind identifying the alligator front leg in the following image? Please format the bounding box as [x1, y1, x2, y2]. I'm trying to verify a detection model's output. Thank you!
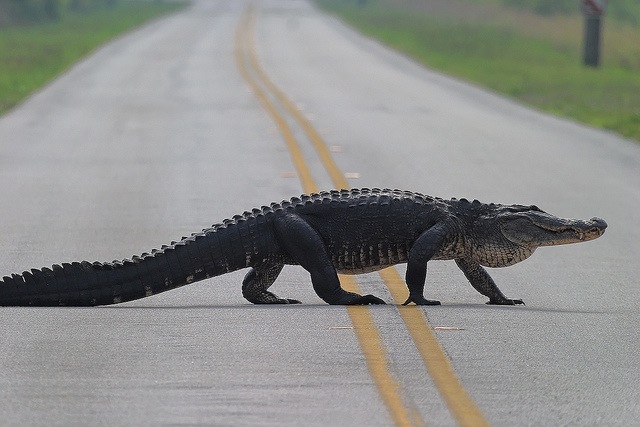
[242, 263, 300, 304]
[273, 213, 385, 305]
[403, 223, 450, 306]
[455, 258, 524, 305]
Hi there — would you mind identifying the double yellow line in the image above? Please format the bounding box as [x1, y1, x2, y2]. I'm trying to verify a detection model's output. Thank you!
[235, 3, 489, 426]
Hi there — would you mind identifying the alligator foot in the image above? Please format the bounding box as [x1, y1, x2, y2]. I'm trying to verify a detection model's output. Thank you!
[274, 298, 302, 304]
[349, 294, 386, 305]
[248, 290, 301, 305]
[332, 292, 386, 305]
[487, 298, 525, 306]
[402, 294, 441, 306]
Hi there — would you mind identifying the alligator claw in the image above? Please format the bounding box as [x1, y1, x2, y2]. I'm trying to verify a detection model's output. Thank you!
[333, 292, 386, 305]
[487, 298, 525, 306]
[247, 290, 301, 304]
[346, 294, 386, 305]
[258, 298, 302, 304]
[402, 295, 441, 306]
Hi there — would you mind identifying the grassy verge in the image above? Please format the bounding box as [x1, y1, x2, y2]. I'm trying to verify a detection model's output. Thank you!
[315, 0, 640, 142]
[0, 1, 186, 116]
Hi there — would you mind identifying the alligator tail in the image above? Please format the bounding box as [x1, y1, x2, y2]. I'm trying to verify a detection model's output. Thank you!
[0, 213, 268, 306]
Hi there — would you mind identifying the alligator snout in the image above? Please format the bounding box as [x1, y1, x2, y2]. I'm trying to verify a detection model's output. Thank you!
[590, 217, 608, 231]
[584, 217, 607, 239]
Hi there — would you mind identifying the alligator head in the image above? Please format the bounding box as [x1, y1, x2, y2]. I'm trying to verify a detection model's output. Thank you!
[467, 203, 607, 268]
[498, 208, 607, 247]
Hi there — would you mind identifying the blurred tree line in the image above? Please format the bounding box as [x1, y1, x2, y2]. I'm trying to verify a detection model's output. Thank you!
[0, 0, 118, 25]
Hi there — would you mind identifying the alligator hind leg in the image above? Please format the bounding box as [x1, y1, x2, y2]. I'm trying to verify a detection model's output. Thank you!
[273, 213, 385, 305]
[455, 258, 524, 305]
[242, 263, 300, 304]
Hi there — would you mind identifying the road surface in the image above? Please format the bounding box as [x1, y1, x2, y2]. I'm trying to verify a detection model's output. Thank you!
[0, 0, 638, 425]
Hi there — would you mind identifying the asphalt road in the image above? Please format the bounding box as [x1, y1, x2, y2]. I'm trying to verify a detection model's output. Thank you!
[1, 0, 638, 425]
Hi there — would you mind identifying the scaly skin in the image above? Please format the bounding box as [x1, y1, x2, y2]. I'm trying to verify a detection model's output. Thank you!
[0, 188, 607, 306]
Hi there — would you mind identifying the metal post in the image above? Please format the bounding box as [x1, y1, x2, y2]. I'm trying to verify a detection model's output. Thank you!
[583, 15, 602, 67]
[581, 0, 606, 67]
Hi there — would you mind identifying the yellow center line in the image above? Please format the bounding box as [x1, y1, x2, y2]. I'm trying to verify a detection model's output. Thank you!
[259, 40, 490, 427]
[235, 3, 420, 426]
[234, 8, 317, 194]
[235, 5, 490, 425]
[379, 269, 490, 427]
[237, 2, 491, 426]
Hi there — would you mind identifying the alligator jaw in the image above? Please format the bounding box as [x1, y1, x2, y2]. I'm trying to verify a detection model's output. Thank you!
[500, 212, 607, 247]
[535, 216, 607, 244]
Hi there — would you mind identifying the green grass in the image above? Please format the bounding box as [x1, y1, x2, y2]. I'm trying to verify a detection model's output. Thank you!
[0, 1, 185, 115]
[315, 0, 640, 142]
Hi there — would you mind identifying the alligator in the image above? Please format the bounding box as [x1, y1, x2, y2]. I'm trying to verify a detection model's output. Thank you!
[0, 188, 606, 307]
